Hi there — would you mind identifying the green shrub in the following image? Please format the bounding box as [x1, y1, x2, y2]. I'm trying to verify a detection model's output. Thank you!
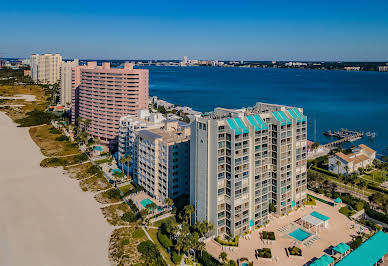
[87, 165, 101, 175]
[196, 250, 221, 266]
[40, 157, 65, 167]
[121, 239, 130, 245]
[48, 126, 61, 134]
[55, 135, 69, 141]
[157, 230, 173, 249]
[350, 236, 363, 249]
[15, 110, 56, 127]
[215, 236, 239, 246]
[121, 211, 137, 223]
[257, 248, 272, 258]
[172, 251, 183, 265]
[288, 246, 302, 256]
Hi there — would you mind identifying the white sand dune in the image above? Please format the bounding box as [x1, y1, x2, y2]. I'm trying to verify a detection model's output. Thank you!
[0, 112, 111, 266]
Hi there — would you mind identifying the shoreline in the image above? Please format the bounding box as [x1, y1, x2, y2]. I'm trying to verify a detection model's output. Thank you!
[0, 111, 112, 266]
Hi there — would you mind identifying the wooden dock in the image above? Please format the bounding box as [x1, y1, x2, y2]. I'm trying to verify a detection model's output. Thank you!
[322, 132, 363, 148]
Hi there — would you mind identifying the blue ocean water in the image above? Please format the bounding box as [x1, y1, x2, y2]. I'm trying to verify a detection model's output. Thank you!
[143, 66, 388, 157]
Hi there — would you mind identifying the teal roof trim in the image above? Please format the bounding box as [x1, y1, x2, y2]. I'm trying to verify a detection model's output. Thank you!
[234, 117, 249, 134]
[272, 111, 290, 126]
[311, 254, 334, 266]
[246, 116, 260, 131]
[226, 119, 242, 135]
[310, 211, 330, 221]
[293, 108, 307, 122]
[278, 111, 292, 124]
[333, 242, 350, 255]
[246, 115, 268, 131]
[336, 231, 388, 266]
[288, 109, 302, 123]
[253, 115, 269, 130]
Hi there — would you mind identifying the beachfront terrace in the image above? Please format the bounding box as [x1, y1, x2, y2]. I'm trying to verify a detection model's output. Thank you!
[206, 199, 366, 265]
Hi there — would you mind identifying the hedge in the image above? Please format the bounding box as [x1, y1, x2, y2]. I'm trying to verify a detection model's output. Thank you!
[171, 251, 183, 265]
[214, 236, 239, 246]
[157, 230, 173, 249]
[367, 184, 388, 195]
[311, 166, 339, 178]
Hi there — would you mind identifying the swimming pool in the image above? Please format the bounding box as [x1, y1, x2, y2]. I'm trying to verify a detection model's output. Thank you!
[241, 262, 248, 266]
[94, 145, 103, 151]
[289, 228, 312, 242]
[140, 199, 162, 211]
[112, 168, 122, 174]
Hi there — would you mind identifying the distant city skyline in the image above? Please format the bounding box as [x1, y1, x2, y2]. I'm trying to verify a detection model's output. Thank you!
[1, 0, 388, 61]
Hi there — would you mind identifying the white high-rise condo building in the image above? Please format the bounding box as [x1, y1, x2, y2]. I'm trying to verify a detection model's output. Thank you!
[30, 54, 62, 84]
[118, 110, 165, 172]
[60, 59, 79, 107]
[133, 120, 191, 202]
[190, 102, 307, 237]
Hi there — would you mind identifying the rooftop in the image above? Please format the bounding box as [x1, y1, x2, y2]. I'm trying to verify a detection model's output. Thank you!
[336, 231, 388, 266]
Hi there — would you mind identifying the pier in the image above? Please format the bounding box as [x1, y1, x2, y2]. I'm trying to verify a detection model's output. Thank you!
[322, 129, 364, 148]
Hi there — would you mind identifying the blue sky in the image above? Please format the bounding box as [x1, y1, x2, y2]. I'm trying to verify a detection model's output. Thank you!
[1, 0, 388, 61]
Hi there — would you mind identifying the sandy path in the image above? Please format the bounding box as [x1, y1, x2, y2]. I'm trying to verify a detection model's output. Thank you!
[0, 112, 112, 266]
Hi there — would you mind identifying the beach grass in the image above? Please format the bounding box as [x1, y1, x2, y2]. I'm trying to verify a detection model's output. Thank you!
[29, 125, 80, 156]
[64, 162, 95, 180]
[101, 202, 134, 226]
[79, 172, 110, 192]
[95, 188, 123, 204]
[109, 227, 147, 266]
[40, 154, 88, 168]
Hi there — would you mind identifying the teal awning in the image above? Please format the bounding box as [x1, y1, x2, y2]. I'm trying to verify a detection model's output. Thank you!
[333, 242, 350, 255]
[292, 201, 296, 207]
[336, 231, 388, 266]
[311, 254, 334, 266]
[249, 220, 254, 227]
[311, 211, 330, 221]
[334, 197, 342, 203]
[281, 201, 286, 206]
[226, 118, 248, 135]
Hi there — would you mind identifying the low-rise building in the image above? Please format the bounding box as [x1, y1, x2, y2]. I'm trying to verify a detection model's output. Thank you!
[133, 120, 190, 202]
[378, 66, 388, 72]
[328, 144, 376, 175]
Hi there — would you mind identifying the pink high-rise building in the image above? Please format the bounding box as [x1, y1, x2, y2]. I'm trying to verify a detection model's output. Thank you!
[71, 62, 149, 144]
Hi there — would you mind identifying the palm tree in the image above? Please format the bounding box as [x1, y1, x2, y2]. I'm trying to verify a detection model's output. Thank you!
[336, 160, 342, 175]
[219, 251, 228, 263]
[175, 237, 183, 255]
[119, 156, 126, 174]
[124, 154, 131, 178]
[197, 241, 206, 257]
[164, 197, 174, 208]
[184, 205, 195, 225]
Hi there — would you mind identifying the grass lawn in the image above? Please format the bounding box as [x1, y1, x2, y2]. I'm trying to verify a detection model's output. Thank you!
[339, 206, 355, 217]
[109, 226, 148, 266]
[40, 154, 88, 168]
[146, 228, 175, 265]
[79, 172, 111, 192]
[95, 188, 123, 204]
[362, 169, 388, 184]
[30, 125, 80, 156]
[118, 183, 134, 195]
[152, 215, 176, 228]
[101, 202, 133, 226]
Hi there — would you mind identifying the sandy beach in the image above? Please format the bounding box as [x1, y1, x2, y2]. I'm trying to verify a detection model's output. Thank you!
[0, 112, 111, 266]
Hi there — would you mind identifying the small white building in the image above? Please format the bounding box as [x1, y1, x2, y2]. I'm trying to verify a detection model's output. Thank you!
[328, 144, 376, 175]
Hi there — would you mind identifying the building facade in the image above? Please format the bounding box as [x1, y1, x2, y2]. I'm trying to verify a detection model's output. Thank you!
[60, 59, 79, 107]
[118, 110, 165, 171]
[190, 103, 307, 237]
[328, 144, 376, 175]
[30, 54, 62, 84]
[71, 62, 149, 143]
[133, 120, 191, 202]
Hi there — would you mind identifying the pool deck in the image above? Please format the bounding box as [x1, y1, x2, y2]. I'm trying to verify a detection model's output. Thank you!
[206, 199, 368, 265]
